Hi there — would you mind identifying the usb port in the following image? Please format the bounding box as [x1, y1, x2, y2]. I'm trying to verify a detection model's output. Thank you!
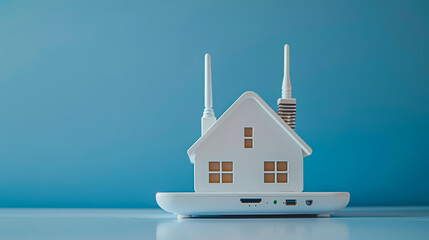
[240, 198, 262, 204]
[285, 199, 297, 206]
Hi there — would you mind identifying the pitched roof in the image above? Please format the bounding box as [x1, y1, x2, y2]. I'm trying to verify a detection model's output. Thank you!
[187, 91, 312, 164]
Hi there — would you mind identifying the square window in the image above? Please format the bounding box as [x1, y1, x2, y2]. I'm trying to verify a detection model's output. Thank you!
[277, 173, 288, 183]
[244, 139, 253, 148]
[209, 162, 220, 171]
[222, 162, 233, 171]
[264, 173, 275, 183]
[209, 173, 220, 183]
[222, 173, 233, 183]
[277, 161, 288, 171]
[244, 127, 253, 137]
[264, 161, 275, 171]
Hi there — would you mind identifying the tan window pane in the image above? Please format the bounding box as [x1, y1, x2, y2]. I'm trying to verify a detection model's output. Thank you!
[209, 162, 220, 171]
[264, 161, 275, 171]
[244, 127, 253, 137]
[277, 161, 288, 171]
[222, 162, 233, 171]
[209, 173, 220, 183]
[222, 173, 233, 183]
[277, 173, 288, 183]
[244, 139, 253, 148]
[264, 173, 275, 183]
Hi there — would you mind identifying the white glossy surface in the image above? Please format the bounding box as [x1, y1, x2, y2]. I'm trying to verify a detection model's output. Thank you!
[0, 207, 428, 239]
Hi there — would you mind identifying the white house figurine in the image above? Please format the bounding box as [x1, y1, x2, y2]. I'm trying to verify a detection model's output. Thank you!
[188, 44, 312, 193]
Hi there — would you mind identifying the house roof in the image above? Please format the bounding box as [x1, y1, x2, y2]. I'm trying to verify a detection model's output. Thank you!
[187, 91, 312, 164]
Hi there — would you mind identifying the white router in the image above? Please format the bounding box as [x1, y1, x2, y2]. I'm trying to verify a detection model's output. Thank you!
[156, 45, 350, 217]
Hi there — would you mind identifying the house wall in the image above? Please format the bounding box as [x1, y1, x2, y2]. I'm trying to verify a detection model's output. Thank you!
[194, 98, 303, 192]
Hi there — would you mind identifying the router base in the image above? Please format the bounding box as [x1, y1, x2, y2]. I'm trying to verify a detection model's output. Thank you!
[156, 192, 350, 217]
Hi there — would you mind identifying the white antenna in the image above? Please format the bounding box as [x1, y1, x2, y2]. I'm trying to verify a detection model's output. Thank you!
[277, 44, 296, 130]
[201, 53, 216, 135]
[282, 44, 292, 99]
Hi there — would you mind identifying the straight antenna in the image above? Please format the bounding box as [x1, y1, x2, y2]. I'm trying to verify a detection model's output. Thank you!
[201, 54, 216, 135]
[282, 44, 292, 99]
[277, 44, 296, 130]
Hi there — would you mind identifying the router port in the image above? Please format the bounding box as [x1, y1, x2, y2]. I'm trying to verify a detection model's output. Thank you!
[285, 199, 297, 206]
[240, 198, 262, 204]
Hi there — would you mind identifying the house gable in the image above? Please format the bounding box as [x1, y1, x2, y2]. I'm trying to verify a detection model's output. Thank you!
[187, 91, 312, 164]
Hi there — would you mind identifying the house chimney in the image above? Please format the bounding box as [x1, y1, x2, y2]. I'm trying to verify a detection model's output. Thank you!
[277, 44, 296, 130]
[201, 53, 216, 135]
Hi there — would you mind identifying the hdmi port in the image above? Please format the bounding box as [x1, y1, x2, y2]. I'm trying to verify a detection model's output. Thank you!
[240, 198, 262, 204]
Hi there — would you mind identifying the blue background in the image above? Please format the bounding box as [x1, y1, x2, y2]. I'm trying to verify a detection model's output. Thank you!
[0, 0, 428, 208]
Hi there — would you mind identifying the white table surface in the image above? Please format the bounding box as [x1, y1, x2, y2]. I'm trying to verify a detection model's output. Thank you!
[0, 207, 428, 239]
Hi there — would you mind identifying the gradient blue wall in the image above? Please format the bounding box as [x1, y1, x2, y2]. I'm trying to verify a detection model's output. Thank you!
[0, 0, 428, 208]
